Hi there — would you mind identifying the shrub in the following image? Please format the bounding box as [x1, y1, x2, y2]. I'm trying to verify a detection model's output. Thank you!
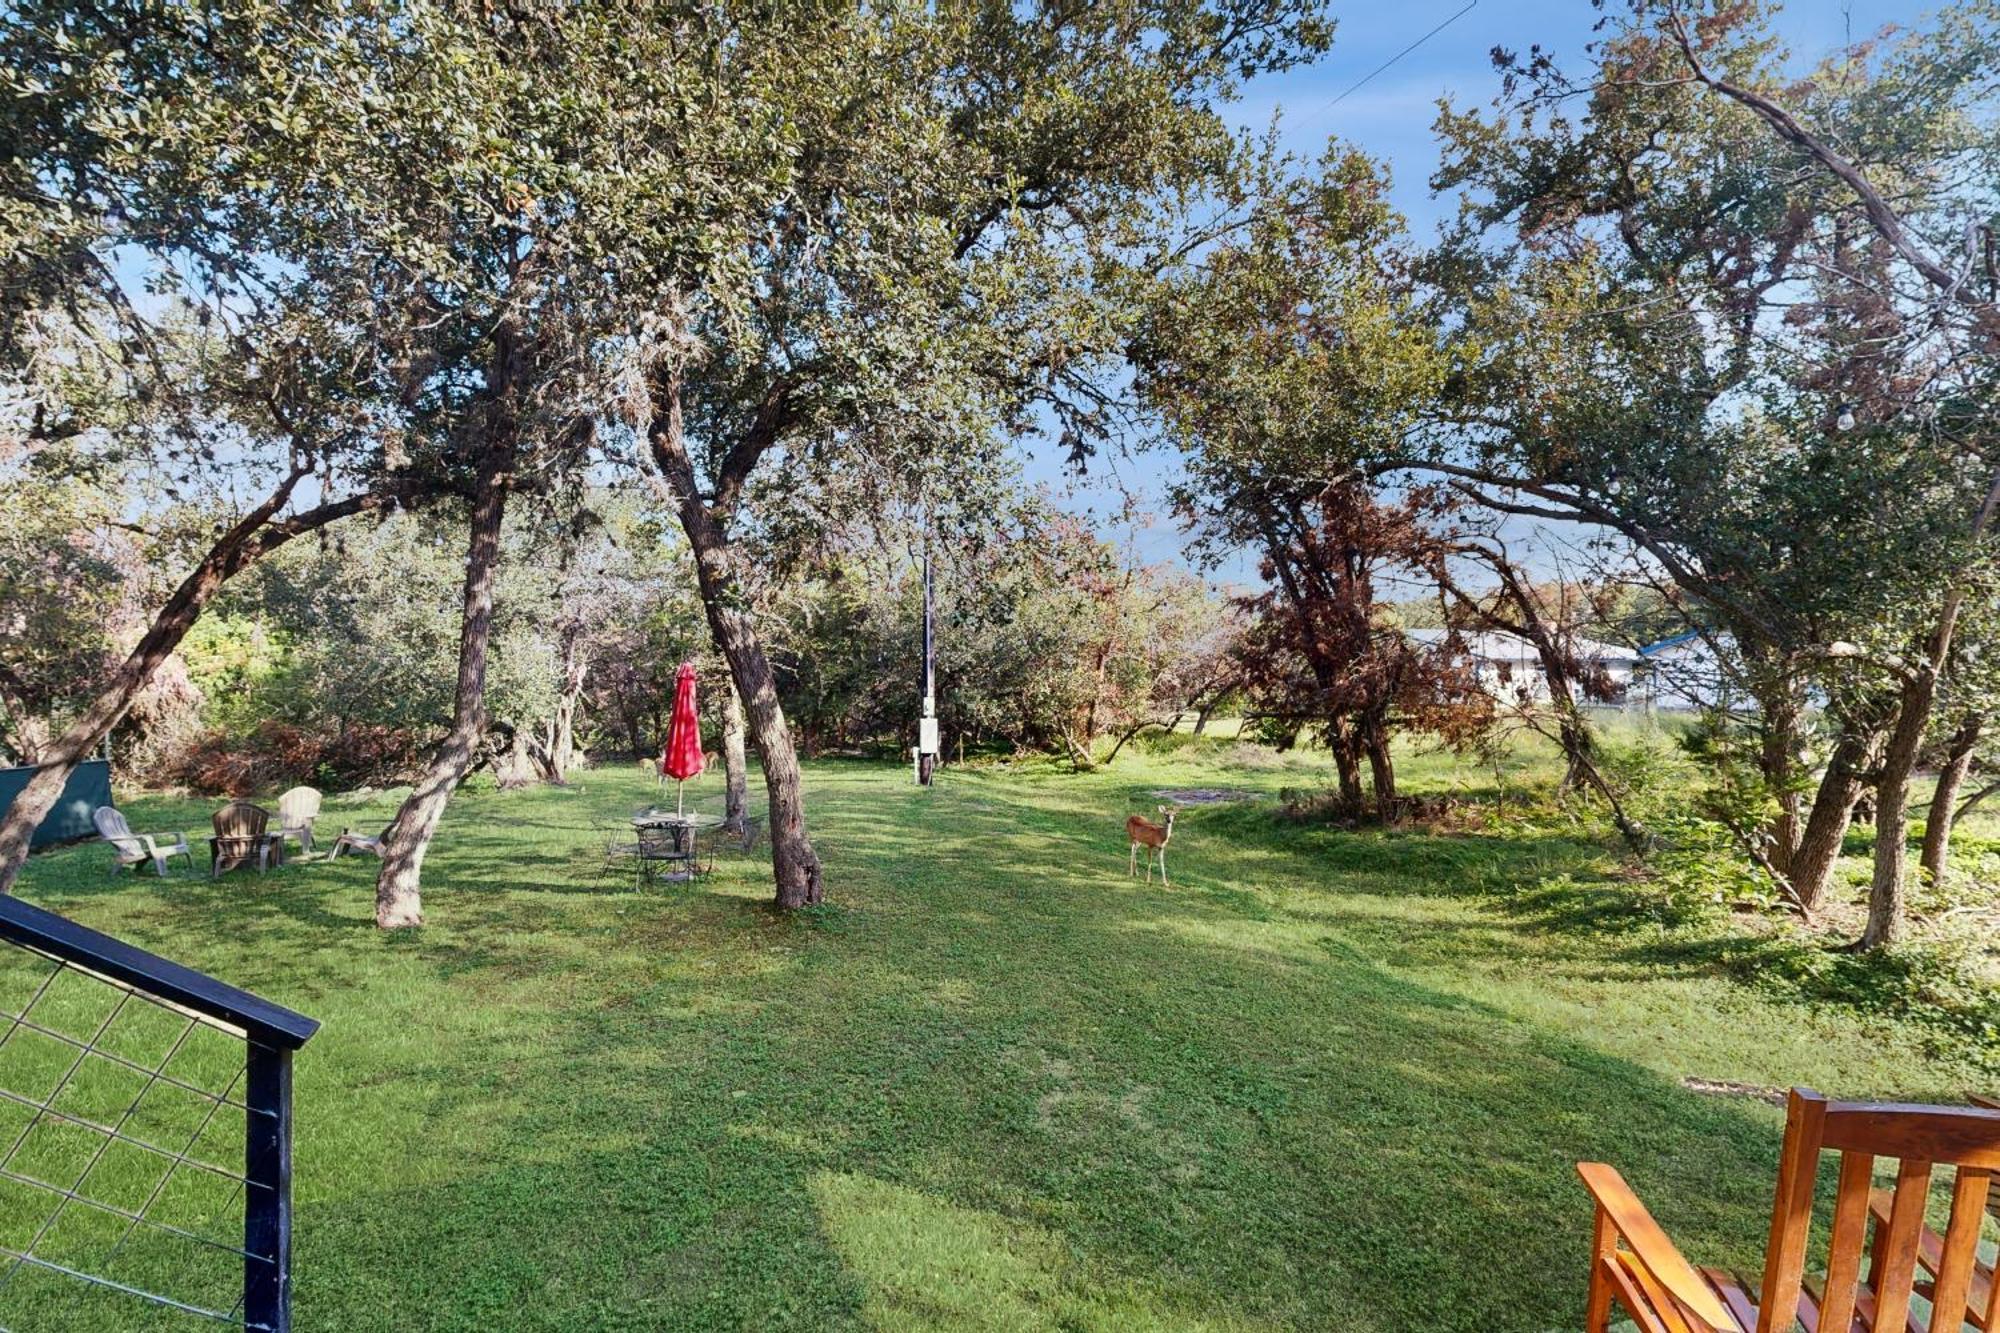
[155, 720, 426, 794]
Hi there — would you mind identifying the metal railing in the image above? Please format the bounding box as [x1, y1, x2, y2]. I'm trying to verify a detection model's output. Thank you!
[0, 895, 318, 1331]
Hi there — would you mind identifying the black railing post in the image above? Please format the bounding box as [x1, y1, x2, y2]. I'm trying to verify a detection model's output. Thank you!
[244, 1041, 295, 1332]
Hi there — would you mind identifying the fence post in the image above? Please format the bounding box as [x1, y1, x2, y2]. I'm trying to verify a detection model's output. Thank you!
[244, 1041, 295, 1332]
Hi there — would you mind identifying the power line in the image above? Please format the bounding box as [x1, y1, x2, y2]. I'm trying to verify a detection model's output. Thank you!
[1323, 1, 1479, 112]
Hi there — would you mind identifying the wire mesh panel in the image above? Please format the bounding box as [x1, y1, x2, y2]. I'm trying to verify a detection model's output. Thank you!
[0, 898, 315, 1333]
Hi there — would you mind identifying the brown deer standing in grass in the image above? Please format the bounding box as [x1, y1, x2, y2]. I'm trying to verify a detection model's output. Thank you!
[1126, 805, 1177, 886]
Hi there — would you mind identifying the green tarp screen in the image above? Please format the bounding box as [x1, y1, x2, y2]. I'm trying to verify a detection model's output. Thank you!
[0, 761, 112, 847]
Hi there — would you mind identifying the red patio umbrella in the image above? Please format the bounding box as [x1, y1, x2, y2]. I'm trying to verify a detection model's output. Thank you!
[660, 662, 707, 814]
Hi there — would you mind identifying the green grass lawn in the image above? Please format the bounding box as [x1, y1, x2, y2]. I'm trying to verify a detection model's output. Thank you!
[1, 745, 1992, 1331]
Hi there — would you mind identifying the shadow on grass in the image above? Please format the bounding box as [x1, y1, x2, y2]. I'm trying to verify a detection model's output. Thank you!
[260, 867, 1791, 1332]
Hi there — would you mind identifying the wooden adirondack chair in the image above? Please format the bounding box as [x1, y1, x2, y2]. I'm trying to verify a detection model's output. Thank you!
[1580, 1087, 2000, 1333]
[209, 800, 282, 877]
[276, 786, 322, 854]
[93, 806, 193, 876]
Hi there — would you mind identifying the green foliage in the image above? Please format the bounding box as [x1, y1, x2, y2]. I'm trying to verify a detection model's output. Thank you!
[1415, 0, 2000, 945]
[1135, 145, 1444, 556]
[1748, 939, 2000, 1066]
[120, 489, 705, 788]
[0, 449, 136, 761]
[765, 500, 1237, 762]
[1640, 822, 1776, 924]
[587, 0, 1341, 574]
[177, 614, 292, 734]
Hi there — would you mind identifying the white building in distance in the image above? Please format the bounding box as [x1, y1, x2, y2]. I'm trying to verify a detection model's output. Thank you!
[1404, 628, 1646, 704]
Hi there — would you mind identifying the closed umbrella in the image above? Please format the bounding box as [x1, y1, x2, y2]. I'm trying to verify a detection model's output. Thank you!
[660, 662, 707, 815]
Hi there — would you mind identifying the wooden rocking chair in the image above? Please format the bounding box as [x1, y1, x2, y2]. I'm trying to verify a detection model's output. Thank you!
[1580, 1087, 2000, 1333]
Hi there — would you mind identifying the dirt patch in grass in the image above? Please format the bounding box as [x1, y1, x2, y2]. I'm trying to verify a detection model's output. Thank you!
[1154, 787, 1260, 805]
[1681, 1077, 1787, 1105]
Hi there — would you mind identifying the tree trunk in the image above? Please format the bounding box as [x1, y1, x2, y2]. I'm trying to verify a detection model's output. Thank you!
[1329, 723, 1364, 810]
[1758, 693, 1804, 879]
[1860, 671, 1936, 949]
[695, 561, 819, 906]
[548, 636, 586, 782]
[0, 466, 409, 894]
[1860, 470, 2000, 948]
[1920, 718, 1980, 885]
[721, 681, 748, 837]
[1364, 721, 1396, 819]
[488, 722, 542, 790]
[1556, 713, 1596, 795]
[1548, 702, 1652, 854]
[373, 438, 512, 929]
[648, 375, 821, 908]
[1790, 726, 1876, 914]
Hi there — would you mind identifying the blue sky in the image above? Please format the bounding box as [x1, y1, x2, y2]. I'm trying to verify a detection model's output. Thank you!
[1037, 0, 1918, 586]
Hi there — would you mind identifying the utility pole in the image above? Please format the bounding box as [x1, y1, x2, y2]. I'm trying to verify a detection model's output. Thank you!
[917, 533, 938, 786]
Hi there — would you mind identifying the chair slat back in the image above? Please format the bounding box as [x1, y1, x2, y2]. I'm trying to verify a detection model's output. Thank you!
[1759, 1089, 2000, 1333]
[213, 800, 270, 839]
[1814, 1151, 1874, 1333]
[277, 786, 321, 824]
[92, 806, 142, 855]
[1929, 1167, 1993, 1331]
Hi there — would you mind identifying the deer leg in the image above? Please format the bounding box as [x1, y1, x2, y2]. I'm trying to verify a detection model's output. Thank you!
[1128, 841, 1137, 877]
[1158, 848, 1167, 889]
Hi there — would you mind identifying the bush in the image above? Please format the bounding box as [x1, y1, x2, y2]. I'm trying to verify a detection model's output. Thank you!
[156, 720, 426, 794]
[1277, 784, 1460, 828]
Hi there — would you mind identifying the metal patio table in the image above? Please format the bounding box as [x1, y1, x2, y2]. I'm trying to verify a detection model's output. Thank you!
[630, 809, 723, 884]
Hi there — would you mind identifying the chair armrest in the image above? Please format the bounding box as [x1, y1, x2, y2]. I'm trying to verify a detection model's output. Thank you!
[1577, 1162, 1734, 1331]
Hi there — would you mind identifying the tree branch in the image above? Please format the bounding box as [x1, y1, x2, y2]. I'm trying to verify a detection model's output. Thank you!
[1665, 10, 1970, 307]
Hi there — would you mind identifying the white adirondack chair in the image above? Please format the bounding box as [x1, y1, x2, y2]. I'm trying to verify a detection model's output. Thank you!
[329, 827, 386, 859]
[93, 807, 193, 876]
[276, 786, 322, 855]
